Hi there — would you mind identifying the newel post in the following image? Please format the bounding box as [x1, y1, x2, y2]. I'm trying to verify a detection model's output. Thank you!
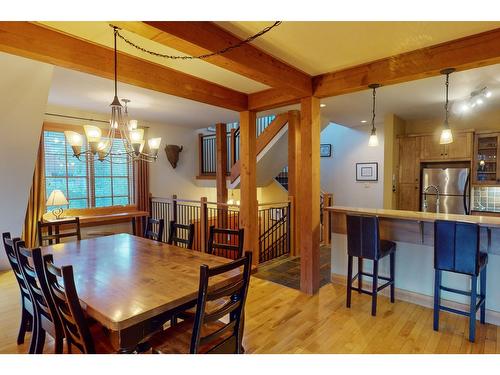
[200, 197, 208, 253]
[172, 194, 178, 223]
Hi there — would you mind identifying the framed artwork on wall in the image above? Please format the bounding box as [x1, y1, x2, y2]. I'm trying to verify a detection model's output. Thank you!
[356, 162, 378, 181]
[320, 144, 332, 157]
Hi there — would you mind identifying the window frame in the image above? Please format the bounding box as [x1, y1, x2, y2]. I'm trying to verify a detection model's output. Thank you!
[42, 122, 136, 214]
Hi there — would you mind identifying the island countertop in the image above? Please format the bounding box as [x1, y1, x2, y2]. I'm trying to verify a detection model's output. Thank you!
[325, 206, 500, 228]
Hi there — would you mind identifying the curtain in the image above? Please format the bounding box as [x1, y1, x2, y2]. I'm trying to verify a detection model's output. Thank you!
[22, 135, 45, 248]
[134, 158, 150, 236]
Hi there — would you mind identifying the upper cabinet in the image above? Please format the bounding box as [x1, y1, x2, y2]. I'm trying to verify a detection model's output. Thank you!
[420, 131, 473, 161]
[473, 132, 500, 185]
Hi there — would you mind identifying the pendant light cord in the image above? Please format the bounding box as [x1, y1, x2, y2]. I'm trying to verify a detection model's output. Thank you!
[114, 26, 118, 97]
[371, 86, 377, 131]
[444, 72, 450, 126]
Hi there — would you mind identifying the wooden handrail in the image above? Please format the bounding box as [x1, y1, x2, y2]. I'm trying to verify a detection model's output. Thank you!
[230, 112, 289, 183]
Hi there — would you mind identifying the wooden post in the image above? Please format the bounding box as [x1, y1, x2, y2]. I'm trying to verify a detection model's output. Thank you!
[200, 196, 208, 252]
[299, 97, 321, 295]
[322, 193, 333, 245]
[287, 109, 301, 257]
[216, 123, 228, 204]
[230, 128, 236, 167]
[172, 194, 178, 223]
[238, 110, 259, 265]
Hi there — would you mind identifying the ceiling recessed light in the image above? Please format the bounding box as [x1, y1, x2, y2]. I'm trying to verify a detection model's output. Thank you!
[320, 103, 326, 108]
[360, 120, 367, 123]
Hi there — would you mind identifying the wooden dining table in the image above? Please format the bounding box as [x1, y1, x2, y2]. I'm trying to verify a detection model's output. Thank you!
[41, 233, 239, 353]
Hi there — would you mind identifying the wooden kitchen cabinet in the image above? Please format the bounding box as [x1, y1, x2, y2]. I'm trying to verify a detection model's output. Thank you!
[473, 132, 500, 185]
[398, 183, 419, 211]
[420, 131, 473, 161]
[397, 136, 421, 210]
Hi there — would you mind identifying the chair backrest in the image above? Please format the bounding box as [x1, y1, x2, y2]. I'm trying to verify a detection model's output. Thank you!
[144, 217, 165, 242]
[2, 233, 31, 306]
[207, 226, 244, 260]
[15, 242, 61, 336]
[42, 256, 95, 353]
[167, 220, 195, 249]
[346, 215, 381, 260]
[38, 217, 81, 246]
[190, 251, 252, 354]
[434, 220, 481, 275]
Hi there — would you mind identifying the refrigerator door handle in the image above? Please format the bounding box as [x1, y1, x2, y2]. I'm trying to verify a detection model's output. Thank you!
[463, 172, 470, 215]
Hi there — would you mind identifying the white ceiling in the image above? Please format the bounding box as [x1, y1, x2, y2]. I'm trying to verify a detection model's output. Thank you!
[318, 63, 500, 128]
[48, 66, 239, 128]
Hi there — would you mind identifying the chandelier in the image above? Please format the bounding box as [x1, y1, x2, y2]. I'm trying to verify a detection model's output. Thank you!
[64, 26, 161, 163]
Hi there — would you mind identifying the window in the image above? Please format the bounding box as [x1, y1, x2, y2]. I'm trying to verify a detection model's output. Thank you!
[43, 127, 134, 211]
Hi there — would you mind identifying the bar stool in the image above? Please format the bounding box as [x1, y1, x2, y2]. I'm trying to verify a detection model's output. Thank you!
[346, 214, 396, 316]
[433, 220, 487, 342]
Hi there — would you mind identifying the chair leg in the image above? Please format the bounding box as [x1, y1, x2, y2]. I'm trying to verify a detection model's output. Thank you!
[346, 255, 353, 308]
[469, 275, 477, 342]
[390, 252, 395, 303]
[54, 329, 64, 354]
[17, 305, 30, 345]
[357, 257, 363, 294]
[371, 260, 378, 317]
[433, 269, 441, 331]
[28, 314, 38, 354]
[480, 267, 487, 325]
[34, 325, 46, 354]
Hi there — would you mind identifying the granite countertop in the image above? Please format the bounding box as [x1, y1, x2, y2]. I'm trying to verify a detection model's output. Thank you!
[326, 206, 500, 228]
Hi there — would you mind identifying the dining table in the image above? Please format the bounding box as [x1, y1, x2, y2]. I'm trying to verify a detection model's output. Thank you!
[41, 233, 240, 353]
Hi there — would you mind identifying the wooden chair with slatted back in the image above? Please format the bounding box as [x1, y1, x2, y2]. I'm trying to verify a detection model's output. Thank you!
[143, 217, 165, 242]
[167, 220, 195, 249]
[150, 251, 253, 354]
[15, 242, 64, 353]
[207, 226, 244, 260]
[42, 255, 114, 354]
[38, 217, 81, 246]
[2, 233, 34, 351]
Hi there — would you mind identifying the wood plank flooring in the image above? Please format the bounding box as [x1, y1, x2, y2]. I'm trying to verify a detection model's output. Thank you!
[1, 270, 499, 354]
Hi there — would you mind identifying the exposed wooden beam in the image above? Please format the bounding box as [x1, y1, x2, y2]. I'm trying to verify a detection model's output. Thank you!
[248, 88, 302, 112]
[313, 27, 500, 98]
[0, 22, 247, 111]
[116, 21, 312, 97]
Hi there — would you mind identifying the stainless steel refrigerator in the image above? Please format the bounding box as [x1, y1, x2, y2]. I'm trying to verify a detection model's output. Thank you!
[421, 167, 470, 214]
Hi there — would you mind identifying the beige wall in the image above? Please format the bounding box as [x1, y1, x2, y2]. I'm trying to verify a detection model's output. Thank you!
[0, 53, 54, 270]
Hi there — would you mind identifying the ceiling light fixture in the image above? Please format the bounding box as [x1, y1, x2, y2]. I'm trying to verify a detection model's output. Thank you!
[360, 120, 367, 123]
[65, 26, 161, 163]
[320, 103, 326, 108]
[368, 84, 381, 147]
[439, 68, 455, 145]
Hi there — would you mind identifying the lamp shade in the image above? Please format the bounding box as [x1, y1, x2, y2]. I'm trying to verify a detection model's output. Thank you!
[46, 190, 68, 206]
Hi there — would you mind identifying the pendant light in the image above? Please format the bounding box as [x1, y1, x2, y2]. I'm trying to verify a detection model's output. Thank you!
[368, 83, 381, 147]
[439, 68, 456, 145]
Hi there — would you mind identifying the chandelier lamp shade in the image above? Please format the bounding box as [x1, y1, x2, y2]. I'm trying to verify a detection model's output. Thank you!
[439, 68, 455, 145]
[64, 26, 161, 163]
[367, 83, 381, 147]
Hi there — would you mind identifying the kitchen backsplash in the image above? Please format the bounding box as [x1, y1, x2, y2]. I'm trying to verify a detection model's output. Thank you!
[472, 186, 500, 212]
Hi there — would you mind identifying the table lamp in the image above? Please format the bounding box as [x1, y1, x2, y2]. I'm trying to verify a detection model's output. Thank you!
[46, 190, 69, 219]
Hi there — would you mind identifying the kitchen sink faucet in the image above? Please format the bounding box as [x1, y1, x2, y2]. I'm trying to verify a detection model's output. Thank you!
[423, 185, 441, 213]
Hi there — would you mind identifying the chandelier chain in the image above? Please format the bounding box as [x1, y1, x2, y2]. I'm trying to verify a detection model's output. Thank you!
[371, 87, 377, 131]
[110, 22, 282, 60]
[444, 72, 450, 125]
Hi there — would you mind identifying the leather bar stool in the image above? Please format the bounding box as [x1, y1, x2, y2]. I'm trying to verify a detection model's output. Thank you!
[433, 220, 487, 342]
[346, 215, 396, 316]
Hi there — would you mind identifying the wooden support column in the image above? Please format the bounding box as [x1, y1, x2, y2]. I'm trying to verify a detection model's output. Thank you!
[216, 123, 228, 204]
[287, 110, 301, 257]
[238, 111, 259, 264]
[299, 97, 321, 295]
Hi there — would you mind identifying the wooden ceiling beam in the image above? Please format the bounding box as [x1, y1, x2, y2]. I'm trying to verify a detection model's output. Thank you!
[115, 21, 312, 97]
[0, 22, 247, 111]
[313, 27, 500, 98]
[248, 27, 500, 112]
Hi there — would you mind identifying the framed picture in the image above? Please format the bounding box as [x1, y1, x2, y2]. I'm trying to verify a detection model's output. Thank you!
[320, 144, 332, 157]
[356, 162, 378, 182]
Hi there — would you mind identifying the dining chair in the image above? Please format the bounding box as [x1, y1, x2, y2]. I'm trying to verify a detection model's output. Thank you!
[167, 220, 195, 249]
[345, 214, 396, 316]
[15, 241, 64, 353]
[149, 251, 253, 354]
[434, 220, 487, 342]
[143, 217, 165, 242]
[38, 217, 81, 246]
[42, 255, 115, 354]
[207, 226, 244, 260]
[2, 233, 34, 351]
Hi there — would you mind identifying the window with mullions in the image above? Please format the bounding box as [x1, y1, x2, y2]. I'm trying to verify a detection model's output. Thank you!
[43, 129, 134, 211]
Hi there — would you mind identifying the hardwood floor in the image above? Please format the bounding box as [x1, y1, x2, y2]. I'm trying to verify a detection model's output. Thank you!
[1, 270, 499, 354]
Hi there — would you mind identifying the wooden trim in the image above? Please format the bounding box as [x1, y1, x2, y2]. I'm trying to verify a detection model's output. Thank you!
[397, 128, 476, 138]
[116, 21, 312, 97]
[0, 22, 247, 111]
[230, 112, 289, 182]
[331, 273, 500, 327]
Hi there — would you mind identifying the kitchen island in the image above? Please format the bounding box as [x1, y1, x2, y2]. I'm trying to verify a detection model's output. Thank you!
[325, 206, 500, 324]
